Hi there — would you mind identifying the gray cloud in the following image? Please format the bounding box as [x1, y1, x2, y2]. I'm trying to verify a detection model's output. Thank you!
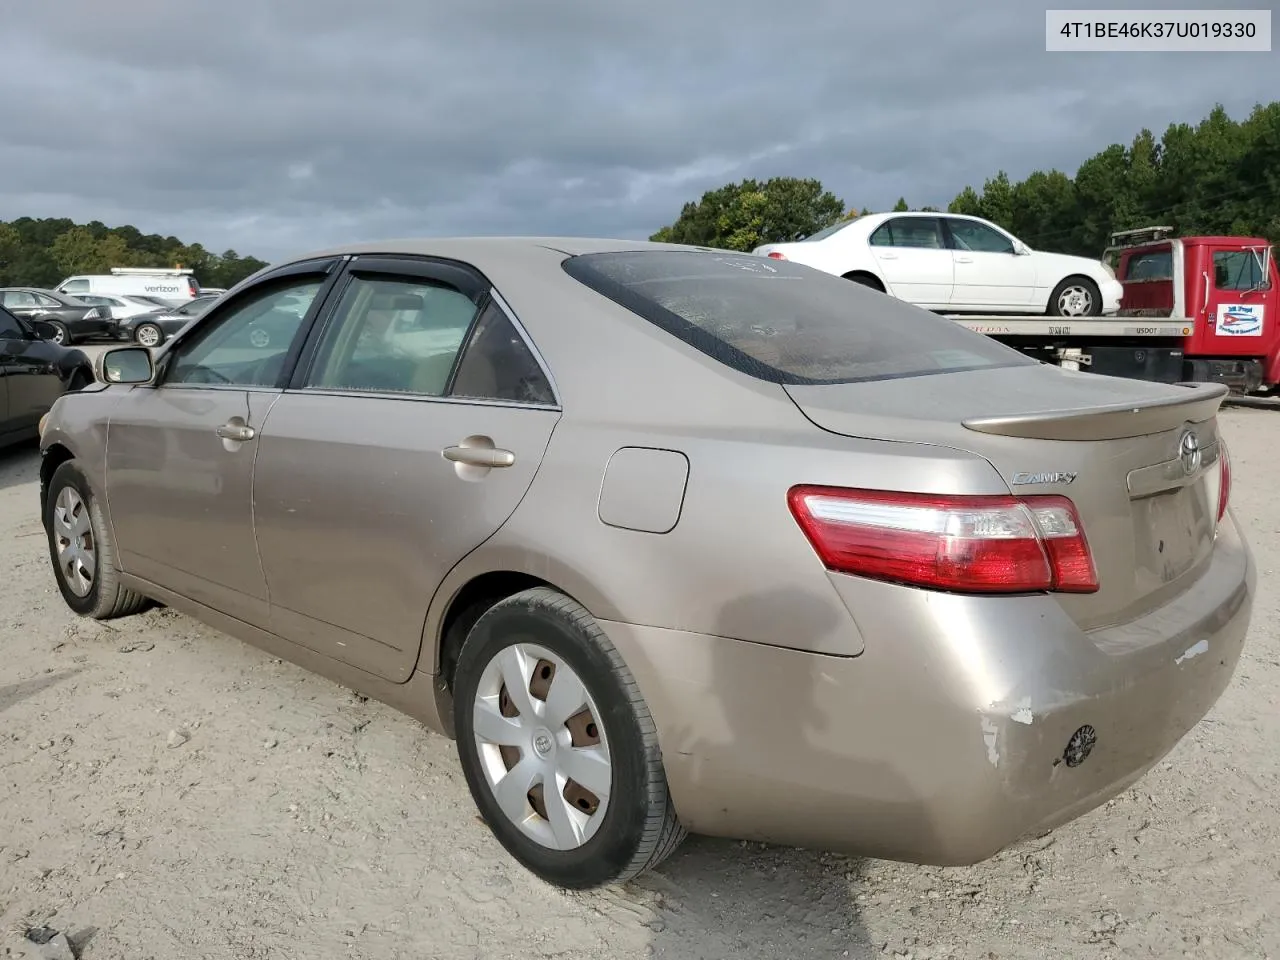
[2, 0, 1275, 262]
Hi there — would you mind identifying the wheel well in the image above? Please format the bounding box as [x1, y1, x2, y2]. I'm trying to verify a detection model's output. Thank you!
[39, 444, 75, 519]
[842, 270, 885, 291]
[437, 571, 553, 689]
[1056, 274, 1100, 289]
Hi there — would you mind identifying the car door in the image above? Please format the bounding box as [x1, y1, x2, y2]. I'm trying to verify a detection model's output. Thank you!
[104, 259, 344, 624]
[1201, 246, 1271, 355]
[252, 257, 562, 682]
[0, 308, 62, 430]
[866, 217, 954, 307]
[943, 217, 1038, 308]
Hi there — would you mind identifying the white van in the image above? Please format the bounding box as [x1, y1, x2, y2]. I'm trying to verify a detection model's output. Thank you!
[55, 267, 200, 304]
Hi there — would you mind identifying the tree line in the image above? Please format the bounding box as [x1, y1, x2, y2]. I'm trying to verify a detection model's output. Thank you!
[0, 217, 268, 290]
[651, 101, 1280, 255]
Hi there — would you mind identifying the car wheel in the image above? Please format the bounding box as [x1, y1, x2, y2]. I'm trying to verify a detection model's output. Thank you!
[1049, 277, 1102, 317]
[47, 321, 71, 345]
[453, 586, 685, 889]
[134, 323, 164, 348]
[45, 461, 150, 620]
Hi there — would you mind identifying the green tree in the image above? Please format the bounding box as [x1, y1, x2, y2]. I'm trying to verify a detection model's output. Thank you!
[0, 216, 272, 288]
[948, 100, 1280, 253]
[650, 176, 845, 250]
[892, 197, 909, 212]
[50, 226, 109, 275]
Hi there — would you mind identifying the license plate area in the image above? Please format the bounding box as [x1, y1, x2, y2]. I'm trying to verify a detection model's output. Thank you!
[1131, 478, 1216, 589]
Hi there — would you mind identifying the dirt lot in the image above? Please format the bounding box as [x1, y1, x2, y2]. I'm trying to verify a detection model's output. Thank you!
[1, 407, 1278, 960]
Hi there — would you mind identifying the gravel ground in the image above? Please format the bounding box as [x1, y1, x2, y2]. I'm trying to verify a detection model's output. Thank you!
[1, 407, 1278, 960]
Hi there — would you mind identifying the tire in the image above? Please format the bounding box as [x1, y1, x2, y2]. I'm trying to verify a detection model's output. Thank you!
[1048, 276, 1102, 317]
[47, 321, 71, 346]
[134, 323, 164, 348]
[45, 460, 150, 620]
[453, 587, 685, 889]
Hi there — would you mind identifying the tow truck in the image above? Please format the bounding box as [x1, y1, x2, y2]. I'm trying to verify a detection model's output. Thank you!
[941, 227, 1279, 395]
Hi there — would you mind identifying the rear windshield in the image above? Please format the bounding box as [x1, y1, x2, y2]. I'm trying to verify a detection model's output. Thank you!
[562, 250, 1034, 384]
[1122, 249, 1173, 282]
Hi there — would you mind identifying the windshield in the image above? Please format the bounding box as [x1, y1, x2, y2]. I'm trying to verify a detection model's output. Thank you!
[562, 250, 1034, 384]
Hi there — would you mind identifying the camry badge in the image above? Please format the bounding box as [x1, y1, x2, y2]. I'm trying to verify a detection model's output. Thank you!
[1011, 471, 1078, 485]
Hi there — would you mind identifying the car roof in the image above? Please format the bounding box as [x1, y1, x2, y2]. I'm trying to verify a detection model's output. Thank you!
[277, 236, 720, 270]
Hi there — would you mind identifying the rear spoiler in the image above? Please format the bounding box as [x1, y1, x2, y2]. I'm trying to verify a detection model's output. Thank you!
[962, 381, 1229, 441]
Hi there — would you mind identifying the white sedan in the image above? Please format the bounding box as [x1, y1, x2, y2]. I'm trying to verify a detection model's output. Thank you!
[753, 212, 1123, 317]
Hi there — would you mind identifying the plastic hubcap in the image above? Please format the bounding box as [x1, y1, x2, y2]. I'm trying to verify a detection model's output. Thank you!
[53, 487, 96, 597]
[471, 642, 613, 851]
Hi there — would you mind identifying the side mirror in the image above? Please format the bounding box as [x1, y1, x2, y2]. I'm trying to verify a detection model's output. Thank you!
[29, 320, 59, 341]
[1013, 241, 1032, 256]
[96, 346, 155, 385]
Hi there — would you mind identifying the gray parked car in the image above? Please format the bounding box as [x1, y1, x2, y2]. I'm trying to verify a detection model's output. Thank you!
[117, 293, 222, 346]
[36, 238, 1254, 890]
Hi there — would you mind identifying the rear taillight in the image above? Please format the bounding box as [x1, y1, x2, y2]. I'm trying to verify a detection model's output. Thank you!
[767, 251, 787, 260]
[787, 486, 1099, 595]
[1217, 441, 1231, 522]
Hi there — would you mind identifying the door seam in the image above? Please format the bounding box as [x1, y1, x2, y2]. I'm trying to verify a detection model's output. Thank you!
[249, 390, 285, 608]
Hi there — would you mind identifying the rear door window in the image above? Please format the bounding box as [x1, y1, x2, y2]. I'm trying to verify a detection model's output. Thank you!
[562, 250, 1034, 384]
[1123, 250, 1173, 282]
[869, 218, 945, 249]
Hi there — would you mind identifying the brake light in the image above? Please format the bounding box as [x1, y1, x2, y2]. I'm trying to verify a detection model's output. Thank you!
[787, 486, 1098, 595]
[188, 277, 199, 296]
[1217, 441, 1231, 522]
[767, 251, 787, 260]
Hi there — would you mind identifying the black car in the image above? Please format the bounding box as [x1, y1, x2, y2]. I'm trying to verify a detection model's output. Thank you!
[0, 305, 94, 450]
[0, 288, 115, 345]
[118, 293, 222, 347]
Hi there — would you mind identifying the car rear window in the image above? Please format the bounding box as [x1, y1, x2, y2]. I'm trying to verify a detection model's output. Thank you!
[562, 250, 1035, 384]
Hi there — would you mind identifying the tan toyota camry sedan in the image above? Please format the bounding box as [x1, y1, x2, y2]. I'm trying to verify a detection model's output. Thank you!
[38, 238, 1254, 890]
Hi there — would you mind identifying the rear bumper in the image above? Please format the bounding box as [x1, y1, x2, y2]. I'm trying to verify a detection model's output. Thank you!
[602, 512, 1254, 864]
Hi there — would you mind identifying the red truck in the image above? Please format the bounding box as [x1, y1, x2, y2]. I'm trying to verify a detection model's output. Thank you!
[945, 226, 1279, 395]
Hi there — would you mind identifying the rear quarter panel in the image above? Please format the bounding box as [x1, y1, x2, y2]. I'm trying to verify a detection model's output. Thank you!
[412, 263, 1012, 678]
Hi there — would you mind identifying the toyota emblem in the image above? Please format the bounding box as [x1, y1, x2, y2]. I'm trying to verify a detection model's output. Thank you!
[1178, 431, 1201, 476]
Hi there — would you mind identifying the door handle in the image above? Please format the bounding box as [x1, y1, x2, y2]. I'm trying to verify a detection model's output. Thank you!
[443, 445, 515, 468]
[877, 252, 898, 260]
[1203, 272, 1211, 316]
[216, 422, 255, 442]
[955, 256, 973, 263]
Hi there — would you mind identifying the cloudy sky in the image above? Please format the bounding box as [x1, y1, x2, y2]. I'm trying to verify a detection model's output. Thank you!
[3, 0, 1276, 262]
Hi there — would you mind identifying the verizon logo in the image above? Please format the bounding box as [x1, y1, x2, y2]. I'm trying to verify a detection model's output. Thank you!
[144, 284, 182, 293]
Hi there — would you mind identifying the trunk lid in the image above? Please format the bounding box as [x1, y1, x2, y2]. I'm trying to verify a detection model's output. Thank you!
[785, 365, 1228, 631]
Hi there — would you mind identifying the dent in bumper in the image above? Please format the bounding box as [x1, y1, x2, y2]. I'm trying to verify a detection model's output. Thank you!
[601, 514, 1254, 865]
